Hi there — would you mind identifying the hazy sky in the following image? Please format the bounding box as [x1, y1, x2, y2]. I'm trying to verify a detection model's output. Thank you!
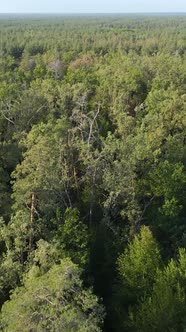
[0, 0, 186, 14]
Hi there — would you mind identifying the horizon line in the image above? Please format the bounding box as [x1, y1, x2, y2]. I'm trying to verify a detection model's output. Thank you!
[0, 11, 186, 14]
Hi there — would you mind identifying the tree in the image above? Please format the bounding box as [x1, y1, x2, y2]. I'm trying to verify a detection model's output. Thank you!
[0, 259, 105, 332]
[132, 249, 186, 332]
[118, 226, 161, 296]
[112, 226, 161, 331]
[12, 118, 71, 222]
[54, 208, 89, 267]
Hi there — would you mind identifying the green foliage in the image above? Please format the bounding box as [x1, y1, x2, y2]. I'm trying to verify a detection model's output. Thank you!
[131, 249, 186, 332]
[12, 119, 70, 219]
[0, 259, 105, 332]
[118, 226, 161, 297]
[0, 14, 186, 331]
[55, 208, 89, 267]
[110, 227, 161, 331]
[30, 239, 61, 274]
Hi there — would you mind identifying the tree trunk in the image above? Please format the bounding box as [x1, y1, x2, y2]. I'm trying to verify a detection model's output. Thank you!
[29, 192, 36, 252]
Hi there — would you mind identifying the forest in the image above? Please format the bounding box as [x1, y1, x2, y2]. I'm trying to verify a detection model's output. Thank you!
[0, 13, 186, 331]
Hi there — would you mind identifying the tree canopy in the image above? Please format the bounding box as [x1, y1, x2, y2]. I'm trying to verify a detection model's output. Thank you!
[0, 14, 186, 332]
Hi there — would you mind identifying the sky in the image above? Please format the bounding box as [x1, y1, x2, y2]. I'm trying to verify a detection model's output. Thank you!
[0, 0, 186, 14]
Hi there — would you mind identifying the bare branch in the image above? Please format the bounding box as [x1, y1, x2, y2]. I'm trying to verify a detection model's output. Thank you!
[87, 102, 100, 148]
[0, 110, 15, 124]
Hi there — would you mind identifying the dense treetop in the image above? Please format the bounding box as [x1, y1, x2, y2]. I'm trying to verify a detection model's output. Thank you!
[0, 14, 185, 331]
